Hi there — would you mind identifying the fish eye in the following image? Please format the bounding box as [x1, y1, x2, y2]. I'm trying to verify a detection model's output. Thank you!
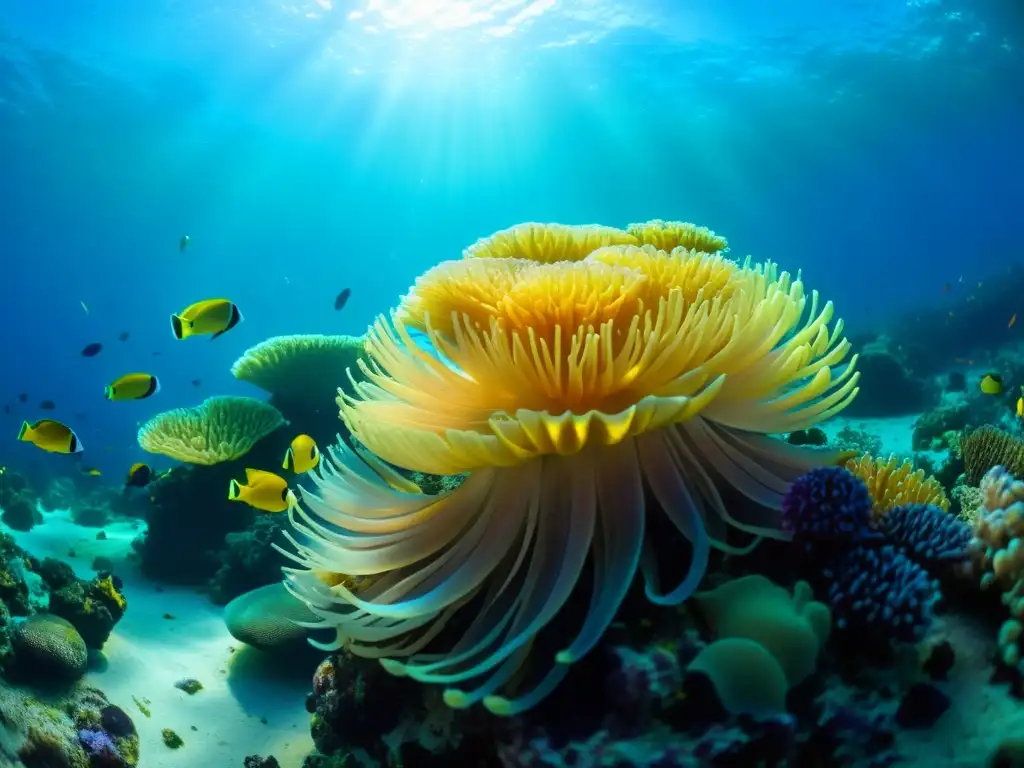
[188, 321, 195, 328]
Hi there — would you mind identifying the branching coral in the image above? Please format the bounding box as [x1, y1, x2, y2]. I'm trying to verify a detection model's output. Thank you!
[961, 426, 1024, 486]
[137, 396, 285, 465]
[282, 227, 858, 715]
[845, 453, 949, 517]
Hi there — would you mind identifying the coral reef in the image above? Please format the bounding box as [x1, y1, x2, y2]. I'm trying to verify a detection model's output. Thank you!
[842, 342, 929, 417]
[912, 399, 971, 452]
[834, 425, 883, 457]
[133, 427, 291, 584]
[208, 514, 290, 605]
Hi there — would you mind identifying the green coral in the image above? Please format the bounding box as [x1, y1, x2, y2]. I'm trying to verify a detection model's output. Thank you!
[11, 614, 88, 681]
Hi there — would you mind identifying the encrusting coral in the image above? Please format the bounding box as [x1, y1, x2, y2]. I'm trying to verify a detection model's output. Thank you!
[281, 220, 859, 715]
[845, 453, 950, 517]
[137, 395, 285, 465]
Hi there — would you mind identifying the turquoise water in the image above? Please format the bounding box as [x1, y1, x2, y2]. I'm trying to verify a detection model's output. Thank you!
[0, 0, 1021, 479]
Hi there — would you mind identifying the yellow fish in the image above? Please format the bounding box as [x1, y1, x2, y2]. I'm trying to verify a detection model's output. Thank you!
[105, 373, 160, 401]
[1017, 396, 1023, 419]
[80, 467, 102, 477]
[17, 419, 83, 454]
[980, 372, 1004, 396]
[170, 298, 242, 341]
[228, 468, 296, 513]
[125, 463, 154, 488]
[283, 434, 320, 474]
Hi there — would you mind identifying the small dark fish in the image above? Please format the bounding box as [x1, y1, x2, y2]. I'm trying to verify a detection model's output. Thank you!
[153, 351, 161, 356]
[118, 331, 130, 342]
[334, 288, 351, 311]
[39, 400, 56, 410]
[191, 379, 201, 387]
[3, 405, 8, 415]
[81, 342, 103, 357]
[18, 393, 27, 403]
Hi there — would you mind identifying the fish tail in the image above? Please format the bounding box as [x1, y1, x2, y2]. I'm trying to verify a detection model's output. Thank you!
[228, 479, 243, 501]
[170, 313, 185, 340]
[16, 421, 30, 441]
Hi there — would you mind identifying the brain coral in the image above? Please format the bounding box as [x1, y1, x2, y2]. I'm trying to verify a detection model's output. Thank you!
[137, 396, 285, 465]
[231, 334, 368, 400]
[224, 583, 317, 652]
[282, 225, 858, 715]
[12, 613, 88, 680]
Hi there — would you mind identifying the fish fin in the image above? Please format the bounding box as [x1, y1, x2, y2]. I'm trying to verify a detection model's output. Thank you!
[282, 448, 293, 471]
[16, 421, 31, 441]
[170, 314, 185, 340]
[228, 479, 243, 501]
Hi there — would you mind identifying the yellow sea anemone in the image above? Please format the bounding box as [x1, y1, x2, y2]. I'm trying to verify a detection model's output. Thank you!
[626, 219, 728, 254]
[462, 222, 638, 263]
[282, 235, 858, 716]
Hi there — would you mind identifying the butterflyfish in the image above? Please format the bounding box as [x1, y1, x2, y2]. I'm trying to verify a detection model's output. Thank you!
[227, 468, 296, 513]
[105, 373, 160, 401]
[125, 463, 154, 488]
[170, 299, 242, 341]
[283, 434, 320, 474]
[980, 372, 1004, 396]
[17, 419, 83, 454]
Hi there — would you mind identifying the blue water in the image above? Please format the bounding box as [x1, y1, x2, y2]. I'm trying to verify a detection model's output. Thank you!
[1, 0, 1021, 480]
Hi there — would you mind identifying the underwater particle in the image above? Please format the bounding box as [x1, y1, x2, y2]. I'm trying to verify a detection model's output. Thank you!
[104, 373, 160, 401]
[81, 300, 89, 314]
[81, 342, 103, 357]
[118, 331, 130, 341]
[228, 469, 296, 513]
[17, 418, 83, 454]
[334, 287, 351, 310]
[39, 399, 56, 410]
[174, 678, 203, 695]
[18, 392, 27, 403]
[161, 728, 183, 749]
[180, 234, 190, 251]
[191, 378, 201, 387]
[170, 298, 242, 341]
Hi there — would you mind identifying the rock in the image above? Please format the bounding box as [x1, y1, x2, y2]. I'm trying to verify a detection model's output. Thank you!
[895, 682, 950, 729]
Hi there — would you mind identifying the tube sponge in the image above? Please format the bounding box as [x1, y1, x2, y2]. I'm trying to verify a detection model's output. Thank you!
[137, 396, 285, 465]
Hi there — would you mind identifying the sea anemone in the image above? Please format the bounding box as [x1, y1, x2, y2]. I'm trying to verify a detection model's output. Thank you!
[282, 234, 858, 715]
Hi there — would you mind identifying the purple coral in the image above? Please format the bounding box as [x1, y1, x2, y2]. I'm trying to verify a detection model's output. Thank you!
[78, 728, 120, 760]
[876, 503, 971, 569]
[781, 467, 878, 551]
[825, 545, 938, 644]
